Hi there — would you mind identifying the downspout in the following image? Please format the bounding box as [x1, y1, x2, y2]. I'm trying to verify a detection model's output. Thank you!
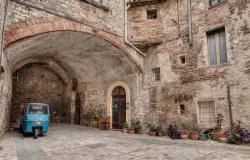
[124, 0, 145, 56]
[0, 0, 8, 72]
[177, 0, 180, 36]
[187, 0, 193, 44]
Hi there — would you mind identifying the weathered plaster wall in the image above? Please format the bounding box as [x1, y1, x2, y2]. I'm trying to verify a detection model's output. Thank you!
[0, 0, 12, 137]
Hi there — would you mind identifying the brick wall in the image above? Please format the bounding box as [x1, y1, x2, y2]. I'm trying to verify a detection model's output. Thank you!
[129, 0, 250, 130]
[11, 63, 69, 124]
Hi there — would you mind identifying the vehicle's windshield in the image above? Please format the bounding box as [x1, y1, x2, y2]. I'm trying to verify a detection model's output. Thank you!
[28, 105, 48, 114]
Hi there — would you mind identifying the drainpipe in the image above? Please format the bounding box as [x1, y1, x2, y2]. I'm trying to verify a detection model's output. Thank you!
[227, 85, 233, 128]
[124, 0, 145, 56]
[187, 0, 193, 44]
[177, 0, 180, 36]
[0, 0, 8, 72]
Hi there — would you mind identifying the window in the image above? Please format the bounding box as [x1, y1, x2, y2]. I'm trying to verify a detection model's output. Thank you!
[198, 101, 216, 127]
[209, 0, 224, 7]
[207, 28, 227, 66]
[152, 68, 160, 81]
[179, 104, 186, 114]
[81, 0, 102, 5]
[93, 0, 102, 4]
[179, 56, 186, 65]
[147, 9, 158, 19]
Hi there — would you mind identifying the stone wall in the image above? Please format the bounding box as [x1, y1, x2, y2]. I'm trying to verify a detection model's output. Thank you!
[0, 0, 12, 137]
[5, 0, 125, 36]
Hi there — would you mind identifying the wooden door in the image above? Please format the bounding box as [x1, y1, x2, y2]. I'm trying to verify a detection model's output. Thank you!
[112, 86, 126, 129]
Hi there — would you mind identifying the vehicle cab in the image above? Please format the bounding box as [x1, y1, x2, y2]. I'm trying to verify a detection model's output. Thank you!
[20, 103, 50, 138]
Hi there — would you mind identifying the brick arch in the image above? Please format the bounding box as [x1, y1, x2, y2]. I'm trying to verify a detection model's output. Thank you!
[4, 16, 143, 72]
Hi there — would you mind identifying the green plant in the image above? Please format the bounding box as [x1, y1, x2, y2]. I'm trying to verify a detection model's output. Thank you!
[131, 120, 142, 130]
[226, 132, 239, 144]
[147, 123, 158, 132]
[123, 122, 129, 129]
[156, 124, 163, 133]
[225, 120, 242, 144]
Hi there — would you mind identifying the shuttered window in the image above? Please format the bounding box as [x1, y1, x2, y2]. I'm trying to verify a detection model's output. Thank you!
[207, 28, 227, 66]
[198, 101, 216, 127]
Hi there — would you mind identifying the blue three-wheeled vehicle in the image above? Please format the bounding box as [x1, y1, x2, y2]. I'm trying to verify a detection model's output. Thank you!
[20, 103, 50, 139]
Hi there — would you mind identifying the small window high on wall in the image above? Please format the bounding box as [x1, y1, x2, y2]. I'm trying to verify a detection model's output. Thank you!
[207, 28, 227, 66]
[209, 0, 224, 7]
[147, 9, 158, 19]
[198, 101, 216, 127]
[152, 68, 160, 81]
[94, 0, 102, 4]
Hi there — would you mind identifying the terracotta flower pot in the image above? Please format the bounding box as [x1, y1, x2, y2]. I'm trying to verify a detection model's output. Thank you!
[157, 132, 164, 137]
[123, 128, 128, 133]
[189, 132, 199, 140]
[149, 131, 157, 136]
[180, 131, 189, 139]
[128, 129, 135, 134]
[219, 132, 228, 142]
[134, 129, 142, 134]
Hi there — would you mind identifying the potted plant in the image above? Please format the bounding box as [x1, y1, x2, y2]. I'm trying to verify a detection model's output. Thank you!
[156, 124, 164, 136]
[189, 129, 199, 140]
[180, 130, 189, 139]
[219, 131, 228, 142]
[128, 127, 135, 134]
[166, 124, 181, 139]
[199, 131, 207, 141]
[132, 121, 142, 134]
[122, 122, 129, 133]
[147, 123, 158, 136]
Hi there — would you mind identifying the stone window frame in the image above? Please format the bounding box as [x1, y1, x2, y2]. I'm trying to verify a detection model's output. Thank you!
[206, 27, 228, 66]
[179, 55, 187, 66]
[152, 67, 161, 82]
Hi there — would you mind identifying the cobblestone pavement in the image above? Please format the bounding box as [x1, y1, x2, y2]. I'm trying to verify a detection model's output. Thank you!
[0, 124, 250, 160]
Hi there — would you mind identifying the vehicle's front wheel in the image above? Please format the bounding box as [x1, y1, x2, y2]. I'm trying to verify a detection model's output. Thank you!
[34, 129, 39, 139]
[19, 125, 23, 133]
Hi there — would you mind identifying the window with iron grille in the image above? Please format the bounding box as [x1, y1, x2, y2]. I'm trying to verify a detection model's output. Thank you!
[152, 68, 160, 81]
[207, 28, 227, 66]
[198, 101, 216, 127]
[209, 0, 224, 7]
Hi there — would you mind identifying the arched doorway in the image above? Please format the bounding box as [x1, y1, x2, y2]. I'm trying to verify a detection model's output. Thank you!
[112, 86, 126, 129]
[74, 93, 81, 125]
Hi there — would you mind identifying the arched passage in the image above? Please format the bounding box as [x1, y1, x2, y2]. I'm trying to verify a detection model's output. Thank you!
[4, 27, 139, 128]
[10, 63, 70, 126]
[107, 81, 131, 129]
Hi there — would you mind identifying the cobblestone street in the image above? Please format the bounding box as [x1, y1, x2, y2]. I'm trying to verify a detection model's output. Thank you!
[0, 124, 249, 160]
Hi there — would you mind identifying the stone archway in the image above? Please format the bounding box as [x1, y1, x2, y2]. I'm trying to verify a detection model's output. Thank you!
[10, 63, 70, 127]
[4, 17, 144, 72]
[107, 81, 131, 129]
